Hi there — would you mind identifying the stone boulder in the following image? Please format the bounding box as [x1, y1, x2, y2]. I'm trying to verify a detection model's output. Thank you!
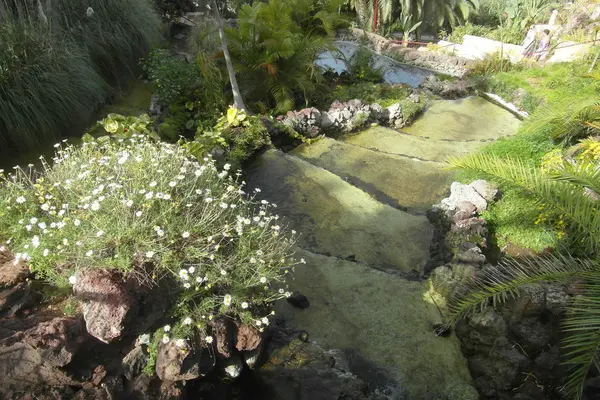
[259, 337, 386, 400]
[0, 247, 30, 287]
[0, 282, 38, 317]
[1, 316, 86, 367]
[440, 182, 488, 214]
[73, 269, 135, 343]
[155, 338, 215, 381]
[234, 322, 262, 352]
[122, 346, 148, 380]
[470, 179, 499, 203]
[73, 269, 169, 343]
[0, 316, 86, 394]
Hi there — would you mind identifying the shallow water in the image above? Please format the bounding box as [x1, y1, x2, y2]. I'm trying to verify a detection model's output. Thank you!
[316, 41, 434, 87]
[247, 96, 522, 397]
[403, 96, 522, 141]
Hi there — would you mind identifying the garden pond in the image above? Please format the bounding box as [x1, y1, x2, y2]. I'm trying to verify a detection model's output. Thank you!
[316, 41, 435, 87]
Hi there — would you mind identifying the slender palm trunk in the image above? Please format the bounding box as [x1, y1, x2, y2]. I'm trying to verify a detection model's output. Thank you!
[372, 0, 378, 32]
[210, 0, 248, 112]
[353, 0, 369, 28]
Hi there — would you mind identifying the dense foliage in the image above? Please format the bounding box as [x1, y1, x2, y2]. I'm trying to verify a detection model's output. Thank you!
[0, 0, 161, 152]
[222, 0, 348, 113]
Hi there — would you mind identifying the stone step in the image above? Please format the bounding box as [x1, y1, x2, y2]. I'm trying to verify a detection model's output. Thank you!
[342, 126, 484, 163]
[276, 248, 473, 399]
[292, 137, 451, 213]
[245, 149, 432, 273]
[402, 96, 521, 141]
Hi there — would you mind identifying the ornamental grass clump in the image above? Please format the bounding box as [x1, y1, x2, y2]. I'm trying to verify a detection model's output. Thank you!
[0, 135, 300, 337]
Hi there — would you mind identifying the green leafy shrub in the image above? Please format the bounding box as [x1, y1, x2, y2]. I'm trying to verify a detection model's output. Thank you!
[316, 82, 410, 109]
[183, 107, 271, 168]
[222, 0, 347, 113]
[0, 0, 161, 152]
[343, 45, 384, 83]
[446, 23, 494, 44]
[468, 52, 524, 76]
[143, 50, 203, 104]
[0, 135, 298, 342]
[399, 99, 424, 124]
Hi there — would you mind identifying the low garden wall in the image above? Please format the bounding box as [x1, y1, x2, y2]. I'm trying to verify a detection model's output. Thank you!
[337, 28, 475, 77]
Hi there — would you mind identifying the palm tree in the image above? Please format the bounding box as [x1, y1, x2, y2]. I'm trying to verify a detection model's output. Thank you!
[209, 0, 248, 112]
[225, 0, 338, 112]
[448, 152, 600, 399]
[370, 0, 478, 34]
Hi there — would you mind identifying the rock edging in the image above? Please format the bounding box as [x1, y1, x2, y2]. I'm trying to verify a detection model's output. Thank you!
[428, 180, 570, 399]
[277, 97, 422, 138]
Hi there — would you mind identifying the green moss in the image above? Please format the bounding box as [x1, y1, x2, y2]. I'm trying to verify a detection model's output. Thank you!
[399, 99, 424, 125]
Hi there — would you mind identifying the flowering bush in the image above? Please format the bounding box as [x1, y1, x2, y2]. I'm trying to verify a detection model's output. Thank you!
[0, 135, 300, 339]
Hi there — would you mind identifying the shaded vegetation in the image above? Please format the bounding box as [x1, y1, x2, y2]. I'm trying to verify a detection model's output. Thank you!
[0, 0, 161, 152]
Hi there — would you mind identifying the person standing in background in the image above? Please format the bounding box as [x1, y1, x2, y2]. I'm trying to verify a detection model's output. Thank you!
[535, 29, 551, 61]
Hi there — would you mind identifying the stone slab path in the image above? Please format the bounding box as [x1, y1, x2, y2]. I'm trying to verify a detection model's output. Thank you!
[246, 96, 521, 398]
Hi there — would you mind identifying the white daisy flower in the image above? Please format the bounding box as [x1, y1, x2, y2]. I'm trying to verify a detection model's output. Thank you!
[182, 231, 190, 238]
[68, 275, 77, 285]
[163, 325, 171, 332]
[205, 336, 214, 344]
[15, 196, 26, 204]
[241, 302, 249, 309]
[223, 294, 232, 306]
[183, 317, 193, 325]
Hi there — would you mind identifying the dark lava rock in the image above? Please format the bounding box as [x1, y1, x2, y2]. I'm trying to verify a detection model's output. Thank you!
[234, 322, 262, 352]
[122, 346, 147, 380]
[0, 282, 38, 317]
[287, 292, 310, 309]
[73, 269, 169, 344]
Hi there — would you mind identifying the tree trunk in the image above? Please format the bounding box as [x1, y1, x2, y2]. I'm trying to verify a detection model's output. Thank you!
[353, 0, 369, 29]
[372, 0, 378, 32]
[210, 0, 248, 112]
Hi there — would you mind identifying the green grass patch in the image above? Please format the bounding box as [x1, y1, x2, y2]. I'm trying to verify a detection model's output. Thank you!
[478, 60, 600, 114]
[481, 188, 557, 252]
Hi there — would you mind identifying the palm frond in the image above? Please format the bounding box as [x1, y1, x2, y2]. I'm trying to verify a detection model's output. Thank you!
[449, 154, 600, 253]
[562, 272, 600, 399]
[449, 254, 597, 323]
